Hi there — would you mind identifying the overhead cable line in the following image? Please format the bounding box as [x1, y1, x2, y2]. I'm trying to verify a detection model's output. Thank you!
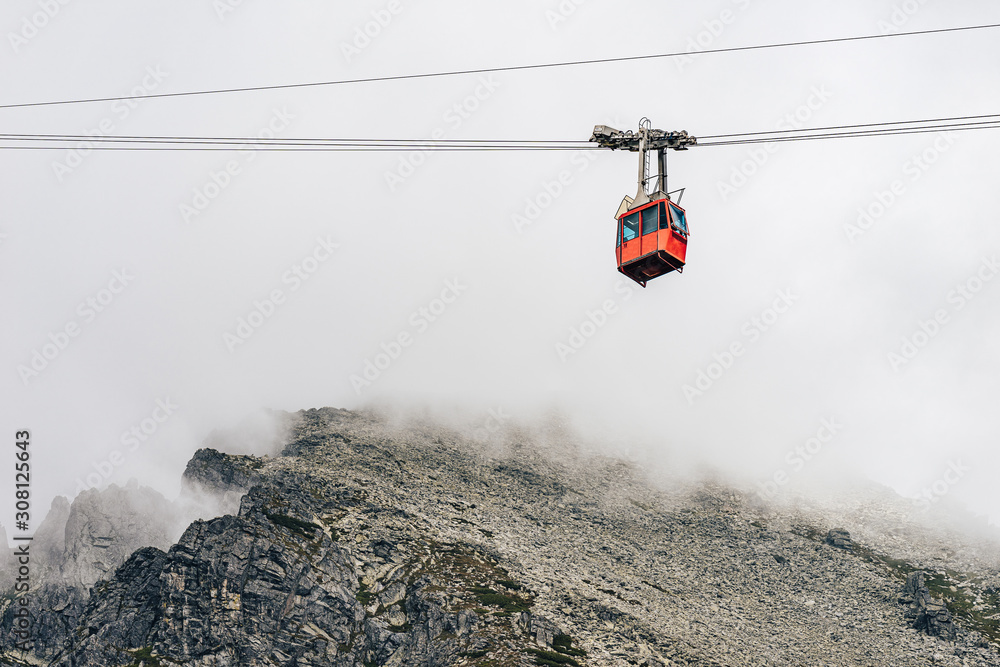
[1, 23, 997, 110]
[1, 114, 998, 151]
[0, 145, 596, 151]
[0, 132, 593, 149]
[0, 134, 596, 151]
[4, 113, 993, 146]
[697, 120, 1000, 147]
[697, 113, 1000, 140]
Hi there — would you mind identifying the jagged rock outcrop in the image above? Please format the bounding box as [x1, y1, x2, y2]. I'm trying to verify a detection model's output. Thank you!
[180, 447, 265, 517]
[2, 407, 999, 667]
[182, 448, 263, 495]
[901, 571, 958, 640]
[825, 528, 853, 550]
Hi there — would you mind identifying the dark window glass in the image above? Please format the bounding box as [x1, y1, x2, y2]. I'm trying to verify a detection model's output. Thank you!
[617, 221, 622, 247]
[641, 206, 658, 235]
[658, 202, 669, 230]
[622, 212, 640, 242]
[669, 203, 688, 235]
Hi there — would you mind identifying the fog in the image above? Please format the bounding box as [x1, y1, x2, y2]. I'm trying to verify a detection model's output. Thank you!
[3, 0, 999, 541]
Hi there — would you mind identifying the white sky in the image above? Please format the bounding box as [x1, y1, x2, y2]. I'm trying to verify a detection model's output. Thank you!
[2, 0, 999, 538]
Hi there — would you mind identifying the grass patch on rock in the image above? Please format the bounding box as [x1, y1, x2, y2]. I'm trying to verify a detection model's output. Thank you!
[527, 648, 581, 667]
[469, 587, 532, 613]
[265, 512, 320, 538]
[552, 634, 586, 657]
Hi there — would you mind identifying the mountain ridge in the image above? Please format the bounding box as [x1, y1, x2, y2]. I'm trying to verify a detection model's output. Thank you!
[1, 406, 998, 666]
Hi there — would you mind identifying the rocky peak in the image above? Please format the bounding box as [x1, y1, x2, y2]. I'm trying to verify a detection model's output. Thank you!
[60, 481, 177, 588]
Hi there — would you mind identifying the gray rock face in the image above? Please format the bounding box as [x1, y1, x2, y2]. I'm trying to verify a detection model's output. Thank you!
[60, 481, 177, 588]
[825, 528, 854, 549]
[901, 571, 958, 640]
[2, 406, 999, 667]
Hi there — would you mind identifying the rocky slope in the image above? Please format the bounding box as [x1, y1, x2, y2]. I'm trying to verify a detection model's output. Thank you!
[2, 407, 998, 666]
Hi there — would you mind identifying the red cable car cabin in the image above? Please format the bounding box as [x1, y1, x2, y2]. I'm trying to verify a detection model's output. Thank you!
[616, 197, 689, 287]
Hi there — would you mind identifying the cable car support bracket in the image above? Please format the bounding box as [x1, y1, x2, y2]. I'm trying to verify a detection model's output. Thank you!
[589, 120, 697, 210]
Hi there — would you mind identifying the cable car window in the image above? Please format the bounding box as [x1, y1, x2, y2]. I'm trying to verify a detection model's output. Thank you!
[669, 203, 688, 235]
[641, 206, 658, 235]
[622, 212, 640, 242]
[616, 221, 622, 247]
[658, 202, 669, 230]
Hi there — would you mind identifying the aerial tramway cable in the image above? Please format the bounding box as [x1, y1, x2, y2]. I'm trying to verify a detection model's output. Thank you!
[1, 114, 998, 151]
[0, 23, 997, 111]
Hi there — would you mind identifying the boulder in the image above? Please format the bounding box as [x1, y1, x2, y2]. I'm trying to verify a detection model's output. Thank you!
[825, 528, 853, 550]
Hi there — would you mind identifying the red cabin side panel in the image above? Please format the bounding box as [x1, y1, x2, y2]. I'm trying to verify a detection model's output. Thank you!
[615, 198, 689, 286]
